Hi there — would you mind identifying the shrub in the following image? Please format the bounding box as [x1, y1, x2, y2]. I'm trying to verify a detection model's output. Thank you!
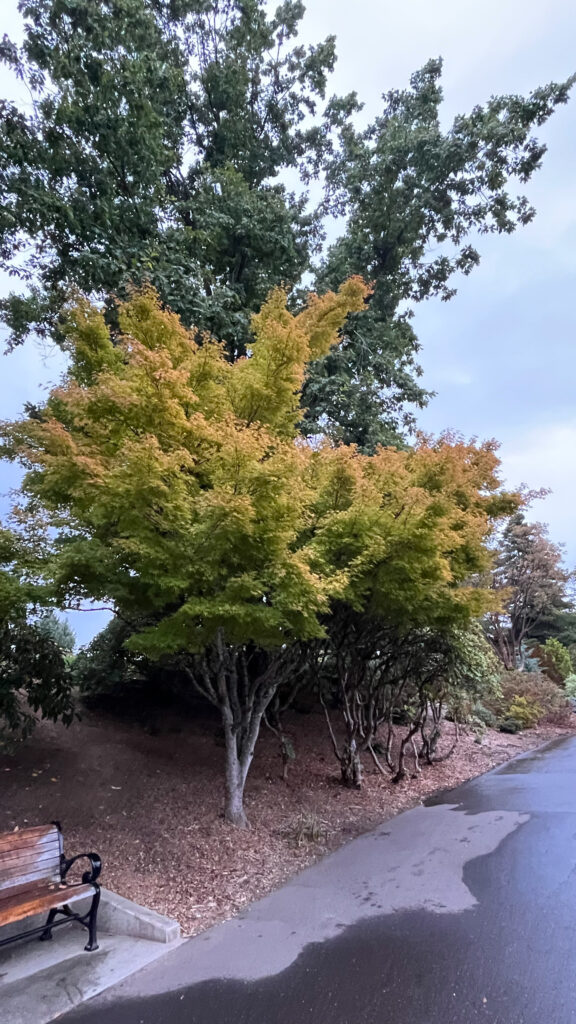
[544, 705, 575, 728]
[488, 670, 568, 727]
[473, 703, 498, 729]
[542, 637, 573, 682]
[506, 695, 541, 729]
[500, 718, 522, 734]
[564, 675, 576, 699]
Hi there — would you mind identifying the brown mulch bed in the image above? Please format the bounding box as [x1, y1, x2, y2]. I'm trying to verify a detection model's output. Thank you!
[0, 706, 572, 936]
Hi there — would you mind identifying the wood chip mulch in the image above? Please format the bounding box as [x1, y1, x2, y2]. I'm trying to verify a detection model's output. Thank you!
[0, 707, 571, 935]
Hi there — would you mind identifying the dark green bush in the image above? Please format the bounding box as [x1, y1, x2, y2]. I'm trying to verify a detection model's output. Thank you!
[499, 718, 521, 734]
[473, 703, 498, 729]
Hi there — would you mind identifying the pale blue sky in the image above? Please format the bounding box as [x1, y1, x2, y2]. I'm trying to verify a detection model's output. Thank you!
[0, 0, 575, 644]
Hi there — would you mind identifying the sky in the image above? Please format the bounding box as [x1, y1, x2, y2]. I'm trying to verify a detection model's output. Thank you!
[0, 0, 575, 644]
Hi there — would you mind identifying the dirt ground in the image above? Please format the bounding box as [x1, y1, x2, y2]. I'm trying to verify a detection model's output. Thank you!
[0, 706, 571, 935]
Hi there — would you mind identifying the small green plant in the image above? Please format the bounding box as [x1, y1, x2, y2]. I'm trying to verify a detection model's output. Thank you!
[506, 695, 542, 729]
[473, 703, 498, 729]
[542, 637, 573, 682]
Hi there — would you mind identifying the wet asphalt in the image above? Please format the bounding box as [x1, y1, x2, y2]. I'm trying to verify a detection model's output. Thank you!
[62, 736, 576, 1024]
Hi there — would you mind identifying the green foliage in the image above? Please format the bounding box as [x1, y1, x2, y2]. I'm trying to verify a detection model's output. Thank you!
[0, 286, 521, 815]
[72, 617, 148, 703]
[0, 619, 74, 743]
[489, 669, 568, 730]
[1, 286, 516, 665]
[0, 0, 335, 357]
[485, 514, 572, 669]
[472, 703, 498, 729]
[303, 60, 575, 448]
[0, 284, 364, 659]
[506, 695, 542, 729]
[564, 675, 576, 699]
[499, 718, 521, 735]
[435, 623, 501, 713]
[542, 637, 573, 682]
[1, 4, 573, 445]
[0, 526, 74, 742]
[528, 609, 576, 649]
[35, 610, 76, 652]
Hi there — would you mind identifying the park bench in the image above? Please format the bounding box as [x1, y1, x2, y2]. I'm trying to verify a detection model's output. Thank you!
[0, 822, 101, 952]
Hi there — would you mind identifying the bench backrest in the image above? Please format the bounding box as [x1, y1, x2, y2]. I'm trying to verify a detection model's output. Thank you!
[0, 825, 62, 895]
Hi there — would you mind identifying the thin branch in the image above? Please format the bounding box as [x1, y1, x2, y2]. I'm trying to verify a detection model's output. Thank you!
[367, 740, 390, 776]
[320, 690, 341, 762]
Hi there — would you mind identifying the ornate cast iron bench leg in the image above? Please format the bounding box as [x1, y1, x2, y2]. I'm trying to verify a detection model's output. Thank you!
[83, 887, 101, 952]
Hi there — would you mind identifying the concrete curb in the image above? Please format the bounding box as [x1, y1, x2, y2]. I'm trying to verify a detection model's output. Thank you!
[92, 888, 181, 944]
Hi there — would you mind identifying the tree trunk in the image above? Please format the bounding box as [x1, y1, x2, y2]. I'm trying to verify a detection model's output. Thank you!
[224, 756, 249, 828]
[393, 719, 422, 783]
[222, 720, 252, 828]
[340, 738, 363, 788]
[186, 637, 295, 828]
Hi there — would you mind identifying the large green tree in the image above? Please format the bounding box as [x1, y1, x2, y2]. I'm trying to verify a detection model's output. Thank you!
[304, 61, 575, 447]
[311, 437, 516, 784]
[0, 279, 369, 823]
[1, 1, 573, 446]
[0, 0, 334, 357]
[1, 285, 515, 823]
[484, 514, 572, 669]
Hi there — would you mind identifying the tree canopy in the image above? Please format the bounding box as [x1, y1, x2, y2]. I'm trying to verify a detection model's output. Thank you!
[1, 284, 520, 819]
[484, 513, 572, 669]
[1, 0, 573, 446]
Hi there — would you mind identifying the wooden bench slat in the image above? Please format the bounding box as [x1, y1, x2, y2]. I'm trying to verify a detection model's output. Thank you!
[0, 882, 93, 928]
[0, 832, 61, 858]
[0, 825, 56, 841]
[0, 878, 62, 904]
[0, 823, 60, 856]
[0, 844, 61, 873]
[1, 881, 91, 904]
[0, 830, 60, 849]
[0, 862, 61, 892]
[0, 826, 58, 852]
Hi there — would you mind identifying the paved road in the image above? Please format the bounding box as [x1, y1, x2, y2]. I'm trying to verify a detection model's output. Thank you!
[63, 736, 576, 1024]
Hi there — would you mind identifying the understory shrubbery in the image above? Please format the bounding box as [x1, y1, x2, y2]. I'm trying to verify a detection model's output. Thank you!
[564, 674, 576, 699]
[487, 670, 571, 732]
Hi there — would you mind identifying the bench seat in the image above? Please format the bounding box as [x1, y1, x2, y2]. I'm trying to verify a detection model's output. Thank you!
[0, 880, 95, 928]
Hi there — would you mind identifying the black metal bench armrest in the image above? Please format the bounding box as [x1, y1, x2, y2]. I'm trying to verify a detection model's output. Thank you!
[60, 852, 102, 885]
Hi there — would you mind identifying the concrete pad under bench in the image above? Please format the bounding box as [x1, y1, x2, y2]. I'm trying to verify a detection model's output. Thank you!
[0, 889, 182, 1024]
